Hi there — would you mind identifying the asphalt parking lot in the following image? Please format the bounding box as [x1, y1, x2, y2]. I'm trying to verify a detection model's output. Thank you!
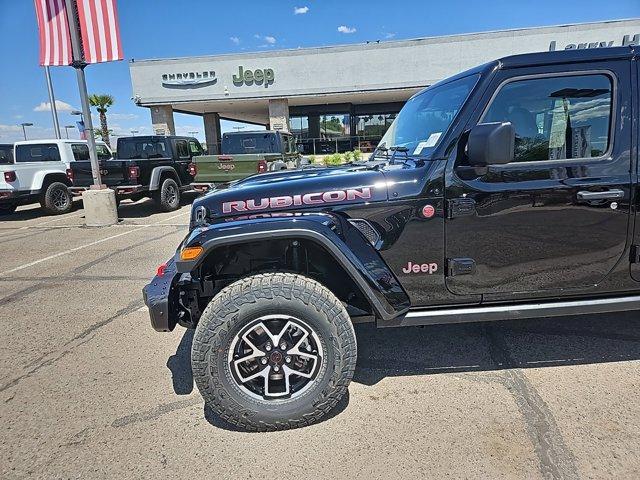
[1, 197, 639, 479]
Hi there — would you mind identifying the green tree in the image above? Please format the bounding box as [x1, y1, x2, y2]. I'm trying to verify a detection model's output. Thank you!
[89, 94, 114, 147]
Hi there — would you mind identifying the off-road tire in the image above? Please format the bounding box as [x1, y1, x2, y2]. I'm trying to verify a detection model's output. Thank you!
[191, 273, 357, 431]
[0, 204, 17, 215]
[153, 177, 180, 212]
[40, 182, 72, 215]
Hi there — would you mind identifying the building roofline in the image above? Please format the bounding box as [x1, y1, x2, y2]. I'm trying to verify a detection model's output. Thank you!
[129, 18, 640, 65]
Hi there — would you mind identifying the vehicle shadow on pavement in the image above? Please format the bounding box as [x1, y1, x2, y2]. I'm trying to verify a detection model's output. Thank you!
[165, 311, 639, 430]
[0, 199, 82, 222]
[352, 311, 640, 386]
[167, 328, 350, 431]
[116, 192, 199, 219]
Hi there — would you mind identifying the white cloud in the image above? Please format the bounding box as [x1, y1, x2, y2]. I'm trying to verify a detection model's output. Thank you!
[294, 6, 309, 14]
[264, 36, 276, 44]
[0, 123, 57, 142]
[385, 32, 396, 39]
[230, 36, 240, 45]
[254, 33, 261, 39]
[109, 112, 139, 121]
[337, 25, 356, 34]
[33, 100, 76, 112]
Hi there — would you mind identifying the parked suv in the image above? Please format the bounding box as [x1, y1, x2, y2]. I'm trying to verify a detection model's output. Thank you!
[0, 139, 112, 215]
[68, 135, 202, 211]
[144, 46, 640, 430]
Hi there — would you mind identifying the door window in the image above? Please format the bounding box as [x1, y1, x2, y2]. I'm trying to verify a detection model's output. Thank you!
[482, 73, 613, 162]
[96, 145, 112, 160]
[176, 140, 189, 158]
[71, 144, 90, 160]
[15, 144, 61, 162]
[188, 140, 202, 156]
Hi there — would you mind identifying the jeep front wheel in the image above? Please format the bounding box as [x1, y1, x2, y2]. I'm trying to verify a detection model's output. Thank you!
[40, 182, 72, 215]
[191, 273, 357, 431]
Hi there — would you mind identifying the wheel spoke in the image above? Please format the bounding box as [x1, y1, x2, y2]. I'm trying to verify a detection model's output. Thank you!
[228, 315, 323, 400]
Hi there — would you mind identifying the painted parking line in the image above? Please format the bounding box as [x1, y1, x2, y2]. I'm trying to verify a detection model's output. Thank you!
[0, 210, 188, 276]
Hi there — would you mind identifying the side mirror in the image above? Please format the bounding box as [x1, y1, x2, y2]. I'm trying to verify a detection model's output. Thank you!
[467, 122, 515, 167]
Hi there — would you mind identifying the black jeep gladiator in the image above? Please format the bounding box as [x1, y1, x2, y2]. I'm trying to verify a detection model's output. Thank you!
[144, 46, 640, 431]
[69, 135, 202, 211]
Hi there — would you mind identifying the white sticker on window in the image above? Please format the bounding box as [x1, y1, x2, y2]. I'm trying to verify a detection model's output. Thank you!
[412, 132, 442, 155]
[424, 132, 442, 147]
[412, 142, 429, 155]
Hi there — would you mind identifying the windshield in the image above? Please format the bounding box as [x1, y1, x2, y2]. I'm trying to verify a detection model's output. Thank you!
[222, 133, 278, 154]
[377, 73, 479, 158]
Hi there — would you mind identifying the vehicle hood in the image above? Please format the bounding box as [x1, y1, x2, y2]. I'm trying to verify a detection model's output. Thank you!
[191, 164, 389, 224]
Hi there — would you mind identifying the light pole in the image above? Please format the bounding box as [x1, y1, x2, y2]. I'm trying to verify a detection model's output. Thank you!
[71, 110, 84, 122]
[20, 123, 34, 140]
[64, 125, 75, 139]
[130, 130, 139, 136]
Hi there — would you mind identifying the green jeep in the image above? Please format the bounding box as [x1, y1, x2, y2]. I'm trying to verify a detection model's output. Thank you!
[191, 130, 307, 192]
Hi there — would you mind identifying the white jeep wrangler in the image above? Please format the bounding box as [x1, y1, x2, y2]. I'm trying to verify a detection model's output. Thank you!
[0, 139, 112, 215]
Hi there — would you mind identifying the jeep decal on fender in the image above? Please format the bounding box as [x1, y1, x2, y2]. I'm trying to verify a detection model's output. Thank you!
[222, 187, 372, 213]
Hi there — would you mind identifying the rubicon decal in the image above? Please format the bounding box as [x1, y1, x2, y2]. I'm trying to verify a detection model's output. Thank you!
[222, 187, 372, 213]
[402, 261, 438, 274]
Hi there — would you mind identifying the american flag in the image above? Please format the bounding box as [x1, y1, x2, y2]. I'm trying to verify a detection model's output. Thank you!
[34, 0, 123, 66]
[34, 0, 73, 66]
[75, 0, 124, 64]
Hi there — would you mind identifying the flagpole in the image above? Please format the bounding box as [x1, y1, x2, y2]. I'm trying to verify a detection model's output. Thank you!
[64, 0, 103, 188]
[44, 66, 61, 139]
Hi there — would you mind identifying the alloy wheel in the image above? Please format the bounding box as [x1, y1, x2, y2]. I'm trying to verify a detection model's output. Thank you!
[227, 315, 323, 400]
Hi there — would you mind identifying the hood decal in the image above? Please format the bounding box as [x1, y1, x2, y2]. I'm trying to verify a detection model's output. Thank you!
[222, 187, 372, 213]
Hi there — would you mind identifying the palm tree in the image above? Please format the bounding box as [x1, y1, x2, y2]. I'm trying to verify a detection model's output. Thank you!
[89, 94, 114, 147]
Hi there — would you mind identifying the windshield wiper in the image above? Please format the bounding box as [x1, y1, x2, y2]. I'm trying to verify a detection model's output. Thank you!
[389, 146, 409, 165]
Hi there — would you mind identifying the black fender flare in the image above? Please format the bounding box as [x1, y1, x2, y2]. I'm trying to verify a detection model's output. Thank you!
[149, 166, 179, 190]
[176, 214, 410, 321]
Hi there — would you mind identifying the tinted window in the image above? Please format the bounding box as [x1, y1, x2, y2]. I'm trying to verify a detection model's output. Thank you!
[96, 144, 112, 160]
[117, 139, 168, 159]
[189, 140, 202, 155]
[72, 143, 112, 161]
[176, 140, 189, 158]
[378, 74, 479, 157]
[0, 146, 13, 164]
[71, 144, 90, 160]
[482, 74, 612, 162]
[15, 144, 61, 162]
[222, 133, 278, 154]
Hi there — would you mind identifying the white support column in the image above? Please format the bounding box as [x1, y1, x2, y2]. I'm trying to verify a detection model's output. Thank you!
[203, 112, 221, 154]
[268, 98, 290, 132]
[150, 105, 175, 135]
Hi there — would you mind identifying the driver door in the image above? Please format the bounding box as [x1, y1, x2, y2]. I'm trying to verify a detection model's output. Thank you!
[445, 59, 633, 301]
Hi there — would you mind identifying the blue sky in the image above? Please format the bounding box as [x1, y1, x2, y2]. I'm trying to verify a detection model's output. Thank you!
[0, 0, 638, 143]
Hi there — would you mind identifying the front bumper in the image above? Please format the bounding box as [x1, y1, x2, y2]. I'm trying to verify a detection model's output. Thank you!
[142, 257, 179, 332]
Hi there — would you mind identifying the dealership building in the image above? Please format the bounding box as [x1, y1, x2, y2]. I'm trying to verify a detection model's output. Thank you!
[129, 19, 639, 154]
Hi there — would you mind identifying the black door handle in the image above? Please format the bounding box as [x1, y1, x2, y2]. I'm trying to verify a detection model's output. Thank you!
[577, 189, 624, 201]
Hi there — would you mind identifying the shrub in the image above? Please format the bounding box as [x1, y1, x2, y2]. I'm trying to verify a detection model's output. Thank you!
[343, 151, 354, 162]
[307, 155, 316, 163]
[353, 149, 362, 161]
[324, 153, 344, 166]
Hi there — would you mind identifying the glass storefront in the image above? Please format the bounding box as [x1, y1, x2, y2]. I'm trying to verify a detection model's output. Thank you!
[290, 109, 398, 154]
